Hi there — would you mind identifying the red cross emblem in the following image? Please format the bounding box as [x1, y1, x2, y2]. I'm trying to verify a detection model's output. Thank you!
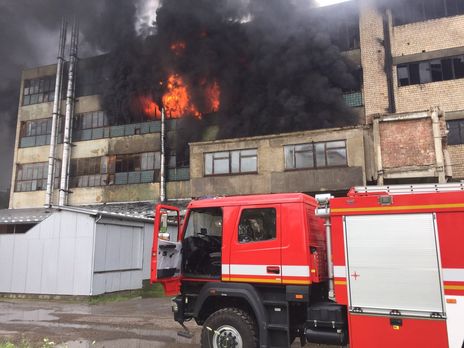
[351, 272, 360, 280]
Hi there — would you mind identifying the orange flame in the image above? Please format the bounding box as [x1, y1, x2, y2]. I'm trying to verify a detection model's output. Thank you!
[138, 74, 220, 120]
[163, 75, 201, 118]
[206, 81, 220, 112]
[139, 96, 161, 118]
[170, 41, 186, 56]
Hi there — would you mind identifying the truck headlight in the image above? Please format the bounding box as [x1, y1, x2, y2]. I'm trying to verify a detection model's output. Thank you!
[171, 298, 179, 313]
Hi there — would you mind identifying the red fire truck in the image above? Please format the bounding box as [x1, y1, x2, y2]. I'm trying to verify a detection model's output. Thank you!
[151, 183, 464, 348]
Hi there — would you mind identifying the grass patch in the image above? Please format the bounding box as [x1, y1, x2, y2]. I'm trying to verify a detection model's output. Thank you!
[0, 338, 57, 348]
[141, 281, 165, 298]
[88, 283, 165, 304]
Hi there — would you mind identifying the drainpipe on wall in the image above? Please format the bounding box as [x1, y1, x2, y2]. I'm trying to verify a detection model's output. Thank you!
[373, 115, 384, 185]
[59, 18, 79, 206]
[160, 107, 166, 203]
[45, 18, 67, 207]
[431, 108, 446, 183]
[382, 9, 396, 114]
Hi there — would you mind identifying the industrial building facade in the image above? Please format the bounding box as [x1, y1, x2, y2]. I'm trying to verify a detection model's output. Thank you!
[8, 0, 464, 211]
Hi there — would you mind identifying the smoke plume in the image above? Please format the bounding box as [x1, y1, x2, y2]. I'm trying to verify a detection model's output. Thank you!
[1, 0, 360, 190]
[102, 0, 359, 165]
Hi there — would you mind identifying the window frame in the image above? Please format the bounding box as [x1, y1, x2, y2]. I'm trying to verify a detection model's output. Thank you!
[22, 76, 56, 106]
[397, 55, 464, 87]
[392, 0, 464, 26]
[204, 148, 258, 176]
[15, 161, 61, 192]
[284, 140, 348, 170]
[447, 119, 464, 145]
[237, 207, 277, 244]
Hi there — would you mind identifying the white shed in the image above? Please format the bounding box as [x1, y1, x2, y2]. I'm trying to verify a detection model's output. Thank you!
[0, 206, 154, 296]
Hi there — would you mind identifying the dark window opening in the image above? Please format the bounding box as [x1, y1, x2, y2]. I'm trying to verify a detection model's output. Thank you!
[182, 208, 222, 277]
[398, 55, 464, 86]
[69, 152, 161, 188]
[73, 110, 163, 142]
[448, 119, 464, 145]
[238, 208, 276, 243]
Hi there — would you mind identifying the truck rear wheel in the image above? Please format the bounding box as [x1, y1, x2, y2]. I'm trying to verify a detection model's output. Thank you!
[200, 307, 258, 348]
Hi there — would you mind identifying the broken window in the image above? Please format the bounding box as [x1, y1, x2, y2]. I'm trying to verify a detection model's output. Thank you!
[73, 110, 161, 141]
[19, 118, 64, 148]
[284, 140, 347, 170]
[22, 76, 55, 106]
[15, 161, 60, 192]
[69, 157, 108, 188]
[114, 152, 161, 185]
[204, 149, 258, 176]
[448, 119, 464, 145]
[392, 0, 464, 26]
[397, 55, 464, 86]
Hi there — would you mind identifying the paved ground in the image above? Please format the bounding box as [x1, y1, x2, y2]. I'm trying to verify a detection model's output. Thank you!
[0, 297, 322, 347]
[0, 297, 201, 347]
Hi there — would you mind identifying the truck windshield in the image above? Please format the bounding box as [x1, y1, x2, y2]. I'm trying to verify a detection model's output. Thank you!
[184, 208, 223, 238]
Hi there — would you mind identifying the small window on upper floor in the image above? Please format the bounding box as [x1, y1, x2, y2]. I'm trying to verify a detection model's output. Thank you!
[238, 208, 276, 243]
[204, 149, 257, 176]
[448, 119, 464, 145]
[22, 76, 56, 106]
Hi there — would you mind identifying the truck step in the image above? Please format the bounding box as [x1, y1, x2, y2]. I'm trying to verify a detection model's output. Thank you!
[263, 300, 288, 306]
[267, 323, 289, 331]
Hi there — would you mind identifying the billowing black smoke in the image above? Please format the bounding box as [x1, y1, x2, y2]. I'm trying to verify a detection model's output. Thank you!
[1, 0, 360, 191]
[102, 0, 360, 164]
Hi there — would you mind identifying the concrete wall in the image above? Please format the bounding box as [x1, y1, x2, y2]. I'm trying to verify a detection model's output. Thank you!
[10, 92, 190, 208]
[359, 1, 464, 116]
[0, 211, 94, 295]
[190, 127, 367, 196]
[359, 0, 391, 118]
[392, 15, 464, 57]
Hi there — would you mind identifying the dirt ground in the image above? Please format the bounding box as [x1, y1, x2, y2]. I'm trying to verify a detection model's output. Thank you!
[0, 297, 323, 347]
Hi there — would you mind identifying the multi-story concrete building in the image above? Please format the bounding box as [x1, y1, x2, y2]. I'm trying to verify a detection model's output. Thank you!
[7, 0, 464, 211]
[9, 57, 190, 211]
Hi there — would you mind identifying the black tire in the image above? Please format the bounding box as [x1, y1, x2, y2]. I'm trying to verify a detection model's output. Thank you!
[200, 307, 258, 348]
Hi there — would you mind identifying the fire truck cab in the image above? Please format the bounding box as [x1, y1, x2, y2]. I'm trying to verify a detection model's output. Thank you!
[151, 184, 464, 348]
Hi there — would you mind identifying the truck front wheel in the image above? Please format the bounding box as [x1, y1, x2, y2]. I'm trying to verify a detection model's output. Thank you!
[200, 307, 258, 348]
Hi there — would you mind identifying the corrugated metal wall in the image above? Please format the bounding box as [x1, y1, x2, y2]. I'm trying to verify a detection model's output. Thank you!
[0, 211, 94, 295]
[0, 211, 154, 296]
[92, 220, 153, 295]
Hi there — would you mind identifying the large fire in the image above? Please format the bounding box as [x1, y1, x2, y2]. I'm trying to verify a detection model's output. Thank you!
[163, 75, 201, 118]
[139, 74, 220, 119]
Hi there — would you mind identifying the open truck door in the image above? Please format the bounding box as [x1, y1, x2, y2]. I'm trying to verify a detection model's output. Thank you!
[150, 204, 182, 296]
